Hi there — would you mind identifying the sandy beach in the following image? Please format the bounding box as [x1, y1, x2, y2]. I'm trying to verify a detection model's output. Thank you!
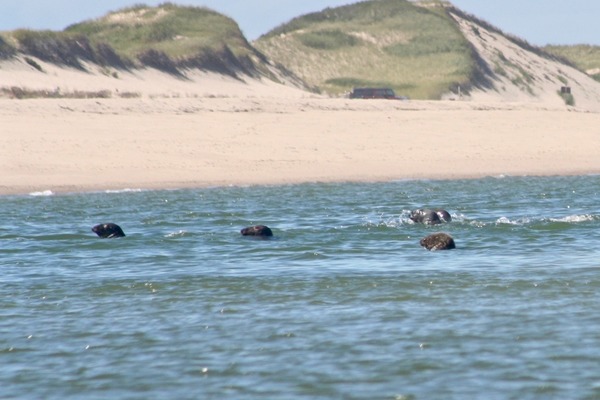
[3, 6, 600, 197]
[2, 77, 600, 195]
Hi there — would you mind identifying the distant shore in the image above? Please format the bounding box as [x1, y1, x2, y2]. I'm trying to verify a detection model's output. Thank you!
[2, 92, 600, 196]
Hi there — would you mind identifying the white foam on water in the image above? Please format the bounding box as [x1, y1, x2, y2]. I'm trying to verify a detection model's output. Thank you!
[29, 190, 54, 197]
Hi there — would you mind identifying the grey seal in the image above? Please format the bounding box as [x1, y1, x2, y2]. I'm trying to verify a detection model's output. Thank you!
[433, 209, 452, 222]
[240, 225, 273, 237]
[92, 223, 126, 238]
[420, 232, 455, 251]
[410, 208, 451, 225]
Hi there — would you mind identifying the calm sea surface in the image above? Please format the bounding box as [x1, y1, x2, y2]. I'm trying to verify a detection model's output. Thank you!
[2, 176, 600, 399]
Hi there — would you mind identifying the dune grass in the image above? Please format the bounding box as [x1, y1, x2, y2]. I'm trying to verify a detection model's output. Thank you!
[0, 35, 16, 59]
[545, 45, 600, 81]
[66, 3, 249, 59]
[254, 0, 473, 99]
[1, 86, 140, 99]
[2, 1, 590, 97]
[2, 3, 267, 79]
[297, 30, 360, 50]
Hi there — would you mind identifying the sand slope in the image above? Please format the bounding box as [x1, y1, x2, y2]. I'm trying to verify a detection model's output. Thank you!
[451, 12, 600, 111]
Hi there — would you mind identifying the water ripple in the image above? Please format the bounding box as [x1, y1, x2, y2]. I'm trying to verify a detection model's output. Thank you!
[2, 176, 600, 399]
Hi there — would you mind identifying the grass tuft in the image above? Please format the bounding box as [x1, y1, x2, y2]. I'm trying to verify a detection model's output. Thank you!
[558, 90, 575, 106]
[298, 30, 360, 50]
[24, 57, 44, 72]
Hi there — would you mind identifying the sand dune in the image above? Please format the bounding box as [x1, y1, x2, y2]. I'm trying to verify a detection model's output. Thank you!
[2, 27, 600, 196]
[451, 12, 600, 111]
[1, 68, 599, 195]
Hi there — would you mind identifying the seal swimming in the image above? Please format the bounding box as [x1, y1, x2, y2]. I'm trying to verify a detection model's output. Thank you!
[92, 223, 126, 238]
[410, 209, 441, 225]
[420, 232, 455, 251]
[410, 208, 451, 225]
[240, 225, 273, 237]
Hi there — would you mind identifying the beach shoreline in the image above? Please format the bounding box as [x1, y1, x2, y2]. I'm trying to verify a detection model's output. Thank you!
[2, 96, 600, 196]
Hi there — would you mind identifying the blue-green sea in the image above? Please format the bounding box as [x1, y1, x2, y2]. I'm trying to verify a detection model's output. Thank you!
[2, 176, 600, 399]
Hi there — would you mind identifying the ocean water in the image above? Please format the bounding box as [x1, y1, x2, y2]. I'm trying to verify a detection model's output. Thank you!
[2, 176, 600, 399]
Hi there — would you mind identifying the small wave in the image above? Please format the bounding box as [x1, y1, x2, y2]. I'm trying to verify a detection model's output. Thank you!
[29, 190, 54, 197]
[364, 217, 404, 228]
[550, 214, 595, 223]
[495, 216, 531, 225]
[466, 220, 487, 228]
[164, 230, 189, 238]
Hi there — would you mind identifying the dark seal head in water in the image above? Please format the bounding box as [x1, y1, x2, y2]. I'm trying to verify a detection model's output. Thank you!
[240, 225, 273, 237]
[410, 208, 451, 225]
[92, 223, 126, 238]
[420, 232, 455, 251]
[410, 209, 442, 225]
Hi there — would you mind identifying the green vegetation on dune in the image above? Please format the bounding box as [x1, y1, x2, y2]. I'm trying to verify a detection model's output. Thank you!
[0, 3, 272, 79]
[0, 35, 16, 59]
[8, 29, 129, 70]
[65, 3, 249, 59]
[544, 45, 600, 82]
[1, 0, 593, 98]
[261, 0, 441, 39]
[297, 30, 360, 50]
[66, 2, 264, 77]
[255, 0, 474, 98]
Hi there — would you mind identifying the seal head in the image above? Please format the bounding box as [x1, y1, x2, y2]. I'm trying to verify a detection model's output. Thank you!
[410, 208, 451, 224]
[410, 209, 442, 225]
[92, 223, 126, 238]
[420, 232, 455, 251]
[240, 225, 273, 237]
